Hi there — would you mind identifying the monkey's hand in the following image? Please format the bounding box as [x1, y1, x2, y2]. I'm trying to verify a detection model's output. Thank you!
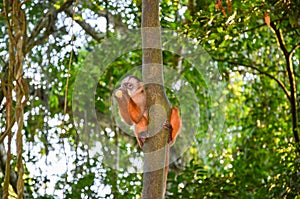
[115, 90, 123, 98]
[162, 120, 173, 144]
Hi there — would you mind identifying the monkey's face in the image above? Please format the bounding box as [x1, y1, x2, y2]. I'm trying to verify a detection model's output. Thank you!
[120, 76, 143, 97]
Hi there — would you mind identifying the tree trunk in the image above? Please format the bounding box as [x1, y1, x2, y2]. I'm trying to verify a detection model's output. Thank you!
[141, 0, 171, 198]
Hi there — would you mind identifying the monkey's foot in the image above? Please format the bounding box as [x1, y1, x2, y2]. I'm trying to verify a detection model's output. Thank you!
[137, 131, 148, 148]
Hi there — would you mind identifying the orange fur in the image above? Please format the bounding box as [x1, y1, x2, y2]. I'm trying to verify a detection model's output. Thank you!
[170, 107, 181, 145]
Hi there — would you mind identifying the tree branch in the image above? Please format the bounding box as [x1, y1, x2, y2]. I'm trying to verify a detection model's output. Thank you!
[241, 18, 288, 34]
[213, 58, 291, 101]
[268, 21, 299, 145]
[270, 22, 289, 57]
[290, 41, 300, 55]
[25, 0, 75, 53]
[63, 7, 105, 41]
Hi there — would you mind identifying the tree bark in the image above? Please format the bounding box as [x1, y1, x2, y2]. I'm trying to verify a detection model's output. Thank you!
[141, 0, 171, 198]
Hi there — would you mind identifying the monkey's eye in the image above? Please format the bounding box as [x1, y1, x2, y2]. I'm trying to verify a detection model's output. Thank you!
[126, 83, 133, 89]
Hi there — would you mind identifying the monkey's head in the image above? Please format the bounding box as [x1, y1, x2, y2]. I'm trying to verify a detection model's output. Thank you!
[120, 75, 143, 97]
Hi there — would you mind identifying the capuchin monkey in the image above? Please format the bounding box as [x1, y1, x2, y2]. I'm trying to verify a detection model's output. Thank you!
[114, 75, 181, 148]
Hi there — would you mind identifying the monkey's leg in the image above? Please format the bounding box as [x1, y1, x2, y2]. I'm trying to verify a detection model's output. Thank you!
[136, 132, 146, 148]
[134, 116, 148, 148]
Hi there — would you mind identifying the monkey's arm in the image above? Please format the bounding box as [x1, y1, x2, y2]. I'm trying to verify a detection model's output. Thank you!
[114, 89, 133, 125]
[128, 98, 144, 124]
[128, 86, 147, 124]
[169, 107, 181, 146]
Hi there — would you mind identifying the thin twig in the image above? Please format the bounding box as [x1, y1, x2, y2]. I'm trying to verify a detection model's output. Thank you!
[290, 42, 300, 55]
[62, 0, 78, 127]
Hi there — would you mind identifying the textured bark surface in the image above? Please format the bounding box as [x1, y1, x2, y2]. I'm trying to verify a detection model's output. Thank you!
[141, 0, 171, 198]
